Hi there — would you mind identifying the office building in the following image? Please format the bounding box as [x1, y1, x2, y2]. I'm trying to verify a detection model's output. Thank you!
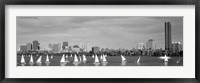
[48, 43, 53, 50]
[85, 42, 90, 52]
[73, 45, 79, 48]
[52, 43, 61, 53]
[32, 40, 40, 50]
[62, 42, 68, 50]
[26, 43, 32, 51]
[165, 22, 172, 52]
[137, 43, 145, 50]
[92, 46, 100, 53]
[20, 45, 27, 52]
[172, 42, 183, 53]
[146, 39, 156, 51]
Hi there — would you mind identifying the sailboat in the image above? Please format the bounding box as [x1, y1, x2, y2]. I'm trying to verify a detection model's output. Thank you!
[101, 54, 108, 64]
[93, 54, 100, 64]
[50, 55, 53, 59]
[65, 54, 69, 63]
[136, 56, 141, 63]
[60, 54, 66, 63]
[36, 55, 42, 64]
[100, 55, 103, 61]
[29, 55, 34, 64]
[159, 54, 171, 62]
[45, 55, 50, 63]
[105, 54, 107, 57]
[121, 55, 127, 63]
[92, 54, 94, 58]
[70, 54, 72, 57]
[21, 55, 26, 64]
[73, 54, 79, 63]
[82, 54, 87, 63]
[79, 55, 82, 63]
[176, 59, 181, 64]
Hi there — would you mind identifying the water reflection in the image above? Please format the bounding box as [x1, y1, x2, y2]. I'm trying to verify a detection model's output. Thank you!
[102, 62, 108, 66]
[45, 63, 50, 66]
[164, 62, 168, 66]
[83, 61, 87, 64]
[136, 62, 141, 66]
[121, 61, 127, 66]
[94, 63, 100, 66]
[21, 63, 26, 66]
[73, 63, 79, 66]
[60, 63, 66, 66]
[29, 62, 34, 66]
[36, 63, 42, 66]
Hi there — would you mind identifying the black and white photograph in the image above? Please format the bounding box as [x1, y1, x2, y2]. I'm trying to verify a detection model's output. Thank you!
[17, 16, 183, 66]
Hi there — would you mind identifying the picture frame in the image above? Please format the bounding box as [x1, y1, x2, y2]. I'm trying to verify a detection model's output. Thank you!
[0, 0, 200, 83]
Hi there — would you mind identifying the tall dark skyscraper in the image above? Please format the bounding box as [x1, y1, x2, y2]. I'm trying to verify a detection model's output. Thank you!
[165, 22, 172, 52]
[62, 42, 68, 50]
[32, 40, 40, 50]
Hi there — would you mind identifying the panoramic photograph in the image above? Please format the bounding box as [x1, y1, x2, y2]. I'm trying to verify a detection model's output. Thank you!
[16, 16, 183, 66]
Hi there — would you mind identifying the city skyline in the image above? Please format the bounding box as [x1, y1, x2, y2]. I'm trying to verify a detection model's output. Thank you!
[17, 16, 183, 50]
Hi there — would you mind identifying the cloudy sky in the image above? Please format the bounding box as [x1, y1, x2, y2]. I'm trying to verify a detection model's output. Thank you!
[17, 16, 183, 50]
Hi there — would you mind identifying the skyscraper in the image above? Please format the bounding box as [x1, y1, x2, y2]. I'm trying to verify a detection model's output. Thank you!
[32, 40, 40, 50]
[137, 43, 145, 50]
[49, 43, 53, 50]
[26, 43, 32, 51]
[62, 42, 68, 50]
[172, 42, 183, 53]
[53, 43, 61, 53]
[92, 46, 100, 53]
[146, 39, 156, 51]
[85, 42, 90, 52]
[20, 45, 27, 52]
[165, 22, 172, 52]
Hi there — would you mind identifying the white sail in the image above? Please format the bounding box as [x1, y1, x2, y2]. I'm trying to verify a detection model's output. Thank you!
[79, 56, 82, 62]
[65, 54, 69, 62]
[29, 55, 33, 63]
[100, 55, 103, 60]
[46, 55, 50, 62]
[164, 58, 168, 62]
[36, 56, 42, 63]
[92, 55, 94, 58]
[60, 54, 65, 63]
[94, 54, 99, 63]
[70, 54, 72, 57]
[50, 55, 53, 59]
[83, 54, 87, 61]
[121, 55, 126, 61]
[102, 55, 107, 62]
[136, 56, 140, 63]
[104, 54, 107, 57]
[74, 54, 79, 63]
[21, 55, 25, 63]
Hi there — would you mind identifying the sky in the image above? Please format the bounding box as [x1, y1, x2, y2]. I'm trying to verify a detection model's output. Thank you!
[17, 16, 183, 50]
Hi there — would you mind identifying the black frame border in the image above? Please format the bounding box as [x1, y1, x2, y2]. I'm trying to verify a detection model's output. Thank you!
[0, 0, 200, 83]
